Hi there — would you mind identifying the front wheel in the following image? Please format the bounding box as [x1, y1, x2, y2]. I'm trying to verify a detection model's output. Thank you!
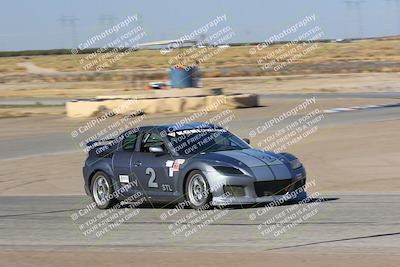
[185, 170, 212, 209]
[91, 171, 118, 209]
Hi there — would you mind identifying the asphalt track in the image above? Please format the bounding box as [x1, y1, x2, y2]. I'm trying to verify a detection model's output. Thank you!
[0, 193, 399, 254]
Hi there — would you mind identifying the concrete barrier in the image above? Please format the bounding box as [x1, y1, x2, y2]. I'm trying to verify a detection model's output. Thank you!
[154, 98, 183, 113]
[95, 88, 223, 100]
[153, 88, 223, 98]
[182, 97, 207, 112]
[66, 101, 103, 117]
[66, 94, 258, 118]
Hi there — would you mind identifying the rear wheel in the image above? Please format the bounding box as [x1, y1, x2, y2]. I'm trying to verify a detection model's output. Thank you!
[185, 170, 212, 209]
[91, 171, 118, 209]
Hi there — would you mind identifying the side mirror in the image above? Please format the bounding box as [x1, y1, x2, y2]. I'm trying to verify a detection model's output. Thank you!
[149, 146, 164, 153]
[243, 138, 250, 144]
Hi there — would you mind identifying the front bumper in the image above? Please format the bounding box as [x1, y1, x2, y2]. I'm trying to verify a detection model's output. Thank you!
[212, 189, 307, 206]
[204, 166, 307, 206]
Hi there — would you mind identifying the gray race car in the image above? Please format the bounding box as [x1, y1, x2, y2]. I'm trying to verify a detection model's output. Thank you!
[83, 123, 307, 209]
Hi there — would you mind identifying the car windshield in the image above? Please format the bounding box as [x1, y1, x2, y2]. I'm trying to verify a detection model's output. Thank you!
[166, 128, 250, 155]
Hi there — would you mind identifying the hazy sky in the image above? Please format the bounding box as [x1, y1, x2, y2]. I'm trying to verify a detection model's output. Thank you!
[0, 0, 399, 51]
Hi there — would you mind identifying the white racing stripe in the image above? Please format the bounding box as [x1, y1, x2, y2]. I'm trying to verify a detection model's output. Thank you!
[323, 103, 400, 114]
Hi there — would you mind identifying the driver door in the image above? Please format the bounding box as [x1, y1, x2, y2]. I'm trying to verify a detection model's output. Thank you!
[131, 130, 176, 200]
[112, 130, 140, 193]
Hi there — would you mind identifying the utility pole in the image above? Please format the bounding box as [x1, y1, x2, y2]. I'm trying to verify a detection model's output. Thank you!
[396, 0, 400, 34]
[344, 0, 365, 38]
[386, 0, 400, 34]
[59, 15, 79, 48]
[98, 15, 118, 46]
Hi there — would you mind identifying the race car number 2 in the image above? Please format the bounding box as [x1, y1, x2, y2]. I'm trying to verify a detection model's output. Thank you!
[146, 167, 158, 188]
[146, 167, 172, 191]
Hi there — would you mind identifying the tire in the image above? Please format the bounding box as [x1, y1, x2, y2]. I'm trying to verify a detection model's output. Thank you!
[185, 170, 212, 210]
[90, 171, 118, 209]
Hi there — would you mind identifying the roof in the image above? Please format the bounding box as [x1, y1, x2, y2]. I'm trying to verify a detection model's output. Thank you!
[140, 122, 218, 131]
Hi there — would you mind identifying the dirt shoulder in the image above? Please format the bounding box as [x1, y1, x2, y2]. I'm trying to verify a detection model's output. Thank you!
[0, 250, 399, 267]
[1, 72, 400, 99]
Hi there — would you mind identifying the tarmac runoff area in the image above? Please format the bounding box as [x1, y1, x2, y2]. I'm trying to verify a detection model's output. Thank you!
[0, 193, 399, 266]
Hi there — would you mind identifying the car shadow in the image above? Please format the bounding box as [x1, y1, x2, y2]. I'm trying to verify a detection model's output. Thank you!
[230, 197, 340, 210]
[117, 197, 339, 210]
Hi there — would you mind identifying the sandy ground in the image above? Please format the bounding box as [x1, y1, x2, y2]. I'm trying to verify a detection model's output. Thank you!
[290, 120, 400, 192]
[1, 72, 400, 99]
[0, 250, 399, 267]
[207, 72, 400, 94]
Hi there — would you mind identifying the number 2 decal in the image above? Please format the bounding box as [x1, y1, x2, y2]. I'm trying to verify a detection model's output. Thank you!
[146, 167, 158, 188]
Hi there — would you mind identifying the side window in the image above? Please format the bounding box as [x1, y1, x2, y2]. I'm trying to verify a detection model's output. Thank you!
[122, 132, 138, 151]
[140, 132, 166, 152]
[215, 135, 230, 146]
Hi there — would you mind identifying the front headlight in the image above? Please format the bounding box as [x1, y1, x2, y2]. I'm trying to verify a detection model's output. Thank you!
[214, 166, 244, 175]
[290, 159, 302, 170]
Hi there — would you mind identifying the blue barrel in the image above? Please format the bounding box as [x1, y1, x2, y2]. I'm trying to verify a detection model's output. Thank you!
[169, 67, 196, 88]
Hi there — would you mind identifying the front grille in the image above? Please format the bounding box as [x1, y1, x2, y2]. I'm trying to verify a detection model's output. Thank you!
[223, 185, 245, 197]
[254, 179, 292, 197]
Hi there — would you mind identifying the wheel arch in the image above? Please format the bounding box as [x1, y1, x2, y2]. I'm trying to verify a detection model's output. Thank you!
[182, 169, 201, 195]
[88, 168, 114, 194]
[179, 159, 219, 195]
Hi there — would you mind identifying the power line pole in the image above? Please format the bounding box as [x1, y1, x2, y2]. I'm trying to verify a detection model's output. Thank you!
[396, 0, 400, 34]
[98, 14, 117, 30]
[99, 14, 118, 42]
[385, 0, 400, 34]
[344, 0, 365, 38]
[59, 15, 79, 48]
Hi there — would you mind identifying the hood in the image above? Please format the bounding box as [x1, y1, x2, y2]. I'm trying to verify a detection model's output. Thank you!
[200, 149, 286, 168]
[193, 149, 293, 180]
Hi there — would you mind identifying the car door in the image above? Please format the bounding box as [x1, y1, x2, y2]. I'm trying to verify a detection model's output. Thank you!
[112, 130, 140, 193]
[131, 130, 176, 200]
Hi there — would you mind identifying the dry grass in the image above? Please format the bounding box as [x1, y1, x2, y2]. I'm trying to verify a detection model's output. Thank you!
[0, 57, 30, 73]
[0, 38, 399, 73]
[0, 106, 65, 118]
[0, 38, 399, 99]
